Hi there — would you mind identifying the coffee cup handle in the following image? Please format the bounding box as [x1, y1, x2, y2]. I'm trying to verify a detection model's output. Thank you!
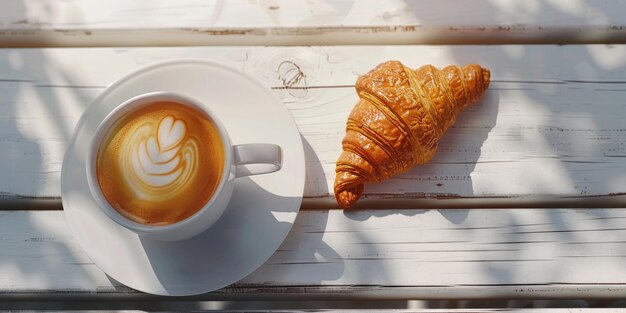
[233, 144, 282, 178]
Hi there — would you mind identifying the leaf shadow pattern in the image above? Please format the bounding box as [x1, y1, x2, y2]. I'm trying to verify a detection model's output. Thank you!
[0, 1, 105, 294]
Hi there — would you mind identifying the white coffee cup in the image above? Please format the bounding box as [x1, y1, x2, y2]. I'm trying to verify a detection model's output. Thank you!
[86, 91, 282, 241]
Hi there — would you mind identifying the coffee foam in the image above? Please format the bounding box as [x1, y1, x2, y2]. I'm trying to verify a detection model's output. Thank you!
[123, 116, 197, 200]
[96, 101, 224, 225]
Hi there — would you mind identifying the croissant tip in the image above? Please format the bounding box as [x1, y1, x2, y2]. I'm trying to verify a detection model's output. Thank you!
[482, 67, 491, 88]
[335, 184, 365, 209]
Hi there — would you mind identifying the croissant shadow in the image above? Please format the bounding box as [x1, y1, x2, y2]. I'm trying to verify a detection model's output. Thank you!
[436, 88, 500, 224]
[347, 89, 500, 223]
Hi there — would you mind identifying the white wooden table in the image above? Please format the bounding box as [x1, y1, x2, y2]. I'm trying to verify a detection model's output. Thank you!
[0, 0, 625, 308]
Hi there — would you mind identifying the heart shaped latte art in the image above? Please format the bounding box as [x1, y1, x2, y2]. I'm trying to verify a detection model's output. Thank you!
[120, 115, 199, 201]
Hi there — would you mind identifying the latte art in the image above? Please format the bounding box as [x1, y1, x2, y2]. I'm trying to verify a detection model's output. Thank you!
[123, 116, 198, 200]
[96, 101, 225, 226]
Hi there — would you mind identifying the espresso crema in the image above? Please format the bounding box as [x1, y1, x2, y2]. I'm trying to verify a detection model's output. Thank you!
[96, 101, 225, 225]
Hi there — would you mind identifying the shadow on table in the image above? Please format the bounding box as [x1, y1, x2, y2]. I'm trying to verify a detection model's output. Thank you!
[138, 176, 298, 295]
[433, 2, 626, 286]
[3, 0, 625, 306]
[138, 137, 337, 294]
[233, 137, 346, 286]
[0, 0, 108, 292]
[0, 41, 100, 202]
[345, 88, 500, 225]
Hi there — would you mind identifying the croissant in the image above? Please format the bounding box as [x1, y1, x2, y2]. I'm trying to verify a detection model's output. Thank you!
[334, 61, 490, 208]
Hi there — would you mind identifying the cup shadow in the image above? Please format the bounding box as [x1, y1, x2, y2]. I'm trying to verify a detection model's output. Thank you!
[250, 136, 345, 284]
[137, 176, 297, 295]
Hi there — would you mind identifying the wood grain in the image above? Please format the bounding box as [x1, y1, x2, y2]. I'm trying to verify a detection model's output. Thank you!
[188, 310, 626, 313]
[0, 209, 624, 298]
[1, 0, 626, 46]
[0, 45, 624, 205]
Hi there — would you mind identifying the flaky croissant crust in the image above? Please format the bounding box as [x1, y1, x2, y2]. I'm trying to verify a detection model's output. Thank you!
[334, 61, 490, 208]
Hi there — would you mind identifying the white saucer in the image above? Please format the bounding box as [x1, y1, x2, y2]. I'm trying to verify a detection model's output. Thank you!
[61, 60, 304, 296]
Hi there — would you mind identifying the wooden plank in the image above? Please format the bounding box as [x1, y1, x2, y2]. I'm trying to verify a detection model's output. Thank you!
[0, 45, 625, 204]
[1, 0, 626, 46]
[198, 311, 626, 313]
[0, 209, 624, 299]
[191, 311, 625, 313]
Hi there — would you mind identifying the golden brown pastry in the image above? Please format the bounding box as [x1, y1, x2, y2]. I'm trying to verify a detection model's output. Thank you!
[334, 61, 490, 208]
